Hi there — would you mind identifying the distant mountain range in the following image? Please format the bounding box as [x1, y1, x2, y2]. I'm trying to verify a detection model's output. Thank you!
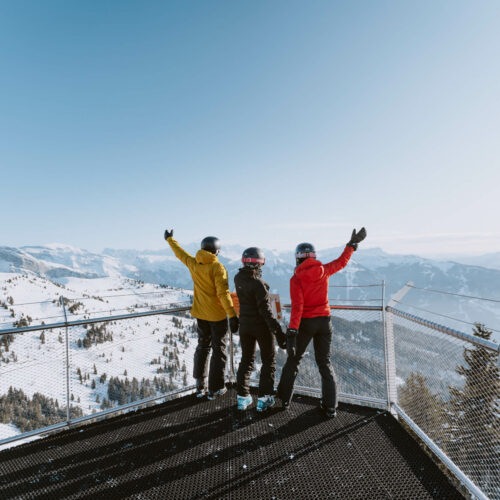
[1, 243, 499, 338]
[441, 251, 500, 271]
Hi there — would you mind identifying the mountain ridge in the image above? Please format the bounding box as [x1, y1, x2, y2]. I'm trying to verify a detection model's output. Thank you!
[1, 243, 500, 332]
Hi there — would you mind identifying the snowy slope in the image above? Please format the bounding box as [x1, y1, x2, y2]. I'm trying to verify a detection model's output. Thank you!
[1, 242, 499, 338]
[1, 245, 498, 444]
[0, 273, 197, 440]
[449, 251, 500, 271]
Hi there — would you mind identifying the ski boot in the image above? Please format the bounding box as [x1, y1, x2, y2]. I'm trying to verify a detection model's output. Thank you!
[207, 386, 227, 400]
[195, 379, 207, 398]
[257, 395, 275, 412]
[237, 394, 253, 411]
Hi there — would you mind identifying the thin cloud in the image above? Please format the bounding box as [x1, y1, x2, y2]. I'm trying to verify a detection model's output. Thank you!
[264, 222, 352, 229]
[372, 232, 500, 242]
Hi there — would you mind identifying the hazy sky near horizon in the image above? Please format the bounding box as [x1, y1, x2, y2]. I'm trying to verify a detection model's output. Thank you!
[1, 1, 499, 255]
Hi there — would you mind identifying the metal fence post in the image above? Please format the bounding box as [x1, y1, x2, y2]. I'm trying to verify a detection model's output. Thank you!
[229, 327, 235, 382]
[381, 281, 390, 410]
[60, 296, 71, 425]
[384, 282, 413, 415]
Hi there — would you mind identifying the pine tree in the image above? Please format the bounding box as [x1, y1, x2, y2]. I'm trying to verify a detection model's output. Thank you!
[39, 332, 45, 344]
[398, 371, 446, 445]
[447, 324, 500, 495]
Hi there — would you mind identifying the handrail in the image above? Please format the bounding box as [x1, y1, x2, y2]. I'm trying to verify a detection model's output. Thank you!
[386, 306, 500, 353]
[282, 304, 383, 311]
[1, 290, 496, 500]
[0, 305, 192, 336]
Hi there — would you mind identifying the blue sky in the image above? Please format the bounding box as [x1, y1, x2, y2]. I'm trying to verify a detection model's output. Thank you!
[1, 1, 499, 255]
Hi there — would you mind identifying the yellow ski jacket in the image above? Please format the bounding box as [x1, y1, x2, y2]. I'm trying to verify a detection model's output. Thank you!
[166, 237, 236, 322]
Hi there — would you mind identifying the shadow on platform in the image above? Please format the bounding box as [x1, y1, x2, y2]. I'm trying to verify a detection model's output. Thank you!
[0, 387, 463, 499]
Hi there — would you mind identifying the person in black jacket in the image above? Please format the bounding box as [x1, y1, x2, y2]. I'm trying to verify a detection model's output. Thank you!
[234, 247, 286, 411]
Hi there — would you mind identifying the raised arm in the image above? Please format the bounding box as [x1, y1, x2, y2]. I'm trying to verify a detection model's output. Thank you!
[288, 276, 304, 330]
[164, 229, 195, 269]
[323, 245, 354, 276]
[214, 263, 236, 318]
[323, 227, 366, 276]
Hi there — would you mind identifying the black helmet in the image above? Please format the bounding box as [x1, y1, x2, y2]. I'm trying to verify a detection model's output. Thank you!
[241, 247, 265, 268]
[201, 236, 221, 255]
[295, 242, 316, 265]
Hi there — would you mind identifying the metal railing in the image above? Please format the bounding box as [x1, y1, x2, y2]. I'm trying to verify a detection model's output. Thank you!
[1, 283, 499, 499]
[387, 305, 499, 500]
[243, 302, 387, 409]
[0, 300, 195, 448]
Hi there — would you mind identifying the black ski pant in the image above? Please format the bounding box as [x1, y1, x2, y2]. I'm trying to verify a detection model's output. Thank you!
[193, 318, 228, 393]
[278, 316, 337, 408]
[236, 323, 276, 398]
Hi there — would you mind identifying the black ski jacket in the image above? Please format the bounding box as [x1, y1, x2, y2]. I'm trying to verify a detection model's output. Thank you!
[234, 267, 280, 332]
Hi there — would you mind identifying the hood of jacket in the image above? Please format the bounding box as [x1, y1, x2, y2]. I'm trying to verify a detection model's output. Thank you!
[195, 249, 218, 265]
[294, 258, 325, 282]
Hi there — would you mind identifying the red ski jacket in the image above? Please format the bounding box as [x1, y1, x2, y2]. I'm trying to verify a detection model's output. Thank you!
[289, 245, 354, 330]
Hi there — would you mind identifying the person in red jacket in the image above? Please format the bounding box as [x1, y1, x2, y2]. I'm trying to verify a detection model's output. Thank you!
[277, 228, 366, 417]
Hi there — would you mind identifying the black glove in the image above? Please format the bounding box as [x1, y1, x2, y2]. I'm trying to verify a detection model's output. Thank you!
[347, 227, 367, 251]
[286, 328, 298, 357]
[229, 315, 239, 333]
[272, 323, 287, 350]
[164, 229, 174, 240]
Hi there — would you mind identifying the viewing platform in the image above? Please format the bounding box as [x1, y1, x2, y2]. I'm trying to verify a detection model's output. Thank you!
[1, 282, 498, 499]
[0, 386, 463, 499]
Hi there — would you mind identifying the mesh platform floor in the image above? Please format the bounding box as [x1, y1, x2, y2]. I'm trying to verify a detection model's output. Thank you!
[0, 387, 463, 499]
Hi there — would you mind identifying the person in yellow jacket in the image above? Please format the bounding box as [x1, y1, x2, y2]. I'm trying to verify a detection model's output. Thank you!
[164, 229, 239, 399]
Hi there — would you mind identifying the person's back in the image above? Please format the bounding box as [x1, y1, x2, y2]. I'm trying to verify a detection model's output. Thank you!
[188, 248, 234, 322]
[166, 235, 236, 323]
[234, 247, 284, 412]
[235, 268, 274, 327]
[278, 228, 367, 417]
[289, 252, 352, 327]
[164, 229, 238, 399]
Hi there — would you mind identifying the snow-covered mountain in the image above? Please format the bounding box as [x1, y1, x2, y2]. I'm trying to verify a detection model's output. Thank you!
[446, 251, 500, 271]
[1, 243, 499, 337]
[0, 272, 196, 443]
[1, 242, 499, 444]
[0, 244, 124, 279]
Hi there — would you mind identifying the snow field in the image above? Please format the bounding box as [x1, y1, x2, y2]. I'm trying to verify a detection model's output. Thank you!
[68, 314, 198, 416]
[0, 274, 197, 440]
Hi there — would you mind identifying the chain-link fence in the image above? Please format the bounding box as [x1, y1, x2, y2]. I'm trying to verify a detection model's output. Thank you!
[67, 311, 197, 419]
[0, 327, 69, 440]
[390, 308, 500, 499]
[331, 308, 386, 400]
[240, 306, 386, 406]
[0, 300, 196, 447]
[2, 287, 499, 500]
